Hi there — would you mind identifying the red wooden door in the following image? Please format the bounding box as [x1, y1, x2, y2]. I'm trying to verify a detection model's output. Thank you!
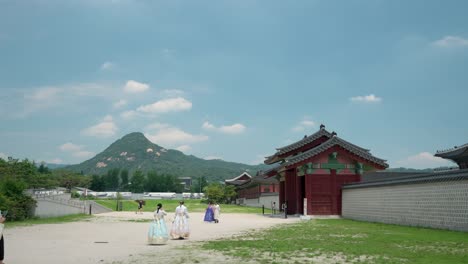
[309, 174, 333, 215]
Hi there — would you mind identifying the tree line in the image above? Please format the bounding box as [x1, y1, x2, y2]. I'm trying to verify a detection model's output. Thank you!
[88, 168, 191, 193]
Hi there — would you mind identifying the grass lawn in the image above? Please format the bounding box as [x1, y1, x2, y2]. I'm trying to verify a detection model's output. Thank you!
[202, 219, 468, 264]
[95, 199, 272, 214]
[5, 214, 93, 228]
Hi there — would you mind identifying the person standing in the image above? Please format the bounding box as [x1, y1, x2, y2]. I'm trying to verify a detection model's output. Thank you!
[170, 201, 190, 239]
[203, 202, 215, 223]
[148, 203, 169, 245]
[213, 202, 221, 224]
[0, 215, 5, 264]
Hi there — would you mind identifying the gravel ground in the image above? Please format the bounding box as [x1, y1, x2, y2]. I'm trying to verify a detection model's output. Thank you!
[4, 212, 299, 264]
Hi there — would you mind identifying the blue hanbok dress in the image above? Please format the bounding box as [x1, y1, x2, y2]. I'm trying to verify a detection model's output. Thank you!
[148, 209, 169, 244]
[204, 205, 215, 222]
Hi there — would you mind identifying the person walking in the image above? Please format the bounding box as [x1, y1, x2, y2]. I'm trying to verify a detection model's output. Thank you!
[213, 202, 221, 223]
[148, 203, 169, 245]
[136, 200, 144, 214]
[203, 202, 215, 223]
[170, 201, 190, 239]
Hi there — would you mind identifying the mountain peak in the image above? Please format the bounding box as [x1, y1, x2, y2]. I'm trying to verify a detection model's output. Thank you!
[121, 132, 146, 140]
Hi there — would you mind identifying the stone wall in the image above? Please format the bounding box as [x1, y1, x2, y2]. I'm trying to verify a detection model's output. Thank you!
[342, 174, 468, 232]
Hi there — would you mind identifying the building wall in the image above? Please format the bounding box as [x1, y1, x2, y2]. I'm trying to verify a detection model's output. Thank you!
[342, 179, 468, 232]
[238, 193, 279, 208]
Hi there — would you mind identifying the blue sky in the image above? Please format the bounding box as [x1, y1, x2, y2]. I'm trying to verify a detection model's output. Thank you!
[1, 0, 467, 169]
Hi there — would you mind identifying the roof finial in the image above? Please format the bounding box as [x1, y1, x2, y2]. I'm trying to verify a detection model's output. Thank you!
[304, 135, 307, 139]
[320, 124, 325, 130]
[331, 131, 337, 137]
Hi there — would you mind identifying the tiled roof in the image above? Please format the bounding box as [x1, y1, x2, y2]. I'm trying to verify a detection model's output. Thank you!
[361, 171, 427, 182]
[283, 136, 388, 168]
[435, 143, 468, 157]
[225, 172, 252, 182]
[343, 169, 468, 189]
[225, 180, 250, 186]
[265, 126, 370, 164]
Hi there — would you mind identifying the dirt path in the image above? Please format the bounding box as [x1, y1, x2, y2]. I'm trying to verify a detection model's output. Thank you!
[4, 212, 299, 264]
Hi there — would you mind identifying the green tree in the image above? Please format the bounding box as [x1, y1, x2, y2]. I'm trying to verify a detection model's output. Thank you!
[0, 177, 36, 221]
[90, 175, 105, 191]
[119, 169, 129, 190]
[204, 183, 224, 203]
[192, 176, 208, 193]
[37, 162, 50, 174]
[104, 168, 120, 190]
[223, 185, 237, 203]
[130, 170, 145, 193]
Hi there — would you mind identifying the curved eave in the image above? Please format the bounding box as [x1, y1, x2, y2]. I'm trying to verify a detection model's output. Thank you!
[284, 136, 388, 168]
[435, 144, 468, 159]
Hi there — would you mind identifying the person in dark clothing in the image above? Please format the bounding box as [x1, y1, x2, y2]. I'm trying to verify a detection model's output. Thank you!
[0, 215, 5, 264]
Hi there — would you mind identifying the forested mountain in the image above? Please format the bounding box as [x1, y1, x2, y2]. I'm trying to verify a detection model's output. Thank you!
[65, 132, 269, 182]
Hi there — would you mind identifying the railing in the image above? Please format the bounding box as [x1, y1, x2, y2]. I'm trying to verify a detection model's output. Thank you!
[34, 193, 86, 209]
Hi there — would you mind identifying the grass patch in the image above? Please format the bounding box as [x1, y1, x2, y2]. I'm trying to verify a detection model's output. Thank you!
[202, 219, 468, 264]
[5, 214, 93, 228]
[95, 199, 271, 214]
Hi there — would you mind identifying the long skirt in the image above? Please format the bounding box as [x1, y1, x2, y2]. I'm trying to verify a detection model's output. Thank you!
[148, 219, 169, 245]
[204, 208, 215, 222]
[170, 215, 190, 239]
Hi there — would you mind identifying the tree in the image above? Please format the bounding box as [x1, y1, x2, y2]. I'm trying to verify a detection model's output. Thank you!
[130, 170, 145, 193]
[0, 177, 36, 221]
[120, 169, 129, 190]
[223, 185, 237, 203]
[204, 183, 224, 203]
[90, 175, 105, 191]
[104, 168, 120, 190]
[191, 176, 208, 193]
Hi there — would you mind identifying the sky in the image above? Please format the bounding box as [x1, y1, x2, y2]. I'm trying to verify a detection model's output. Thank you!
[0, 0, 467, 169]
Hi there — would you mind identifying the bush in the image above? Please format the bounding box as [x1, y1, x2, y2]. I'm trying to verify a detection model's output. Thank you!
[0, 177, 37, 221]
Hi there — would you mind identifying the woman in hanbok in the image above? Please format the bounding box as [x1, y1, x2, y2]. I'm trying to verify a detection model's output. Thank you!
[213, 202, 220, 223]
[170, 201, 190, 239]
[148, 203, 169, 245]
[204, 202, 215, 223]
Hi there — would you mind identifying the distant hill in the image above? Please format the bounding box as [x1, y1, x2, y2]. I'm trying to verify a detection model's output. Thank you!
[386, 167, 434, 173]
[64, 132, 270, 182]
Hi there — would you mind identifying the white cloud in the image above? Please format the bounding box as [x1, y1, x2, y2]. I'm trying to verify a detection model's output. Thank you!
[59, 142, 82, 152]
[137, 97, 192, 114]
[145, 123, 208, 147]
[124, 80, 149, 93]
[28, 87, 61, 102]
[3, 83, 116, 119]
[100, 61, 114, 71]
[202, 121, 246, 134]
[73, 151, 95, 158]
[120, 110, 138, 119]
[176, 145, 192, 153]
[350, 94, 382, 103]
[292, 119, 315, 132]
[59, 142, 95, 160]
[113, 99, 127, 108]
[432, 36, 468, 48]
[47, 158, 63, 164]
[204, 156, 223, 160]
[394, 152, 455, 169]
[0, 152, 8, 160]
[82, 116, 118, 137]
[159, 89, 185, 98]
